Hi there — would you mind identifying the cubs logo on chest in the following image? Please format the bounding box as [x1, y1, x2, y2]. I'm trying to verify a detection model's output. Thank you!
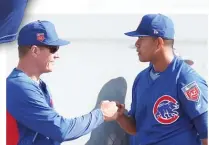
[153, 95, 179, 124]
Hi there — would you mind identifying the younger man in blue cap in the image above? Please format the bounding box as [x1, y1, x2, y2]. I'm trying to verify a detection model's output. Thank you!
[116, 14, 208, 145]
[7, 20, 119, 145]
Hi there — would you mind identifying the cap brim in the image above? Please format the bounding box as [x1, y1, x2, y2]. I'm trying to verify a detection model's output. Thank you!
[124, 31, 149, 37]
[46, 39, 70, 46]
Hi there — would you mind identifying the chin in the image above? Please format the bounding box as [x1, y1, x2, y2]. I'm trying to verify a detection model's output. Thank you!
[45, 65, 54, 72]
[139, 57, 146, 62]
[47, 69, 53, 72]
[43, 68, 53, 73]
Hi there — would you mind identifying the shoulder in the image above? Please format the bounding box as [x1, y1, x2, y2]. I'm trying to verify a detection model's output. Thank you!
[7, 70, 43, 102]
[172, 57, 205, 83]
[134, 67, 150, 81]
[132, 67, 150, 89]
[177, 61, 207, 101]
[7, 74, 38, 91]
[178, 62, 206, 84]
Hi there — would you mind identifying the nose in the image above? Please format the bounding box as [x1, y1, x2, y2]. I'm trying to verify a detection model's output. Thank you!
[54, 52, 60, 59]
[135, 38, 140, 51]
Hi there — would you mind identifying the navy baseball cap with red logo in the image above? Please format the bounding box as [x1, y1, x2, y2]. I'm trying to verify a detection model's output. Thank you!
[125, 14, 175, 40]
[18, 20, 69, 46]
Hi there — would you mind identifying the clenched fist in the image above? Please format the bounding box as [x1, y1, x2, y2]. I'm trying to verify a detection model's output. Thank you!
[115, 102, 126, 121]
[100, 100, 118, 121]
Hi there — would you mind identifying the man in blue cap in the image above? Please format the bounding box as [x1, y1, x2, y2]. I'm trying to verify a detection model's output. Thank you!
[7, 20, 119, 145]
[115, 14, 208, 145]
[0, 0, 28, 44]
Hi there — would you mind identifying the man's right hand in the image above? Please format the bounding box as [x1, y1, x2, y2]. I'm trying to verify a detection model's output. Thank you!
[115, 102, 137, 135]
[116, 102, 125, 117]
[100, 100, 118, 121]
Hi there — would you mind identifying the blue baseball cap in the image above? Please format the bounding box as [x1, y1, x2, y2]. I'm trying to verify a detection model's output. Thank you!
[125, 14, 175, 39]
[18, 20, 69, 46]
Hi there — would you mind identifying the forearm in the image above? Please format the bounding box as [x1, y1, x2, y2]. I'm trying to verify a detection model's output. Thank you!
[192, 112, 208, 145]
[116, 114, 136, 135]
[201, 139, 207, 145]
[64, 109, 104, 141]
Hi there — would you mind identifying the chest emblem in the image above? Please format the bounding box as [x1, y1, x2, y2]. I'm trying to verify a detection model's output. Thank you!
[153, 95, 179, 124]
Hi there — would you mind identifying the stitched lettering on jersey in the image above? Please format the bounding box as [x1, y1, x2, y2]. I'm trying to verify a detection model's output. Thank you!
[181, 81, 200, 102]
[153, 95, 179, 124]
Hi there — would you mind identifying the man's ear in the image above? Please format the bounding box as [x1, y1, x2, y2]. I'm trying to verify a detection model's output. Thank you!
[157, 37, 164, 49]
[154, 37, 164, 52]
[30, 45, 40, 57]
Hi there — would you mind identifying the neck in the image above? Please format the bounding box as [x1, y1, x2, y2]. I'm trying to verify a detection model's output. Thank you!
[151, 49, 174, 72]
[16, 58, 41, 82]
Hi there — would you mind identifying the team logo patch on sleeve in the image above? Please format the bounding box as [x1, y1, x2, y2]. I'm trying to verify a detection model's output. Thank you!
[181, 81, 200, 102]
[153, 95, 179, 124]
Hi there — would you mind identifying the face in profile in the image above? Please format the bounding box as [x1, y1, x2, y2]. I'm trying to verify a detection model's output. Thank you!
[35, 45, 60, 73]
[135, 36, 158, 62]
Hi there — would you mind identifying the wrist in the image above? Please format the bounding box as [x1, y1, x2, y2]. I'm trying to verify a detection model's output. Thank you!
[99, 108, 109, 121]
[116, 113, 125, 122]
[97, 108, 105, 121]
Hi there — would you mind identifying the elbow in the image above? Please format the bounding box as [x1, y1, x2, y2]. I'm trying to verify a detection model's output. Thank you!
[54, 132, 76, 143]
[54, 127, 82, 142]
[52, 131, 66, 143]
[130, 131, 137, 135]
[201, 139, 208, 145]
[128, 121, 137, 135]
[128, 129, 137, 135]
[48, 128, 70, 143]
[57, 132, 80, 142]
[56, 129, 78, 142]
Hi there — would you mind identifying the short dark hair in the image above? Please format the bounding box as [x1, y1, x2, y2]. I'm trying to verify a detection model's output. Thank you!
[18, 45, 31, 58]
[151, 37, 174, 48]
[164, 39, 174, 48]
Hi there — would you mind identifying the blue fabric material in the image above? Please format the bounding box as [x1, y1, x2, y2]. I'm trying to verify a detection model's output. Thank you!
[129, 57, 207, 145]
[7, 68, 104, 145]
